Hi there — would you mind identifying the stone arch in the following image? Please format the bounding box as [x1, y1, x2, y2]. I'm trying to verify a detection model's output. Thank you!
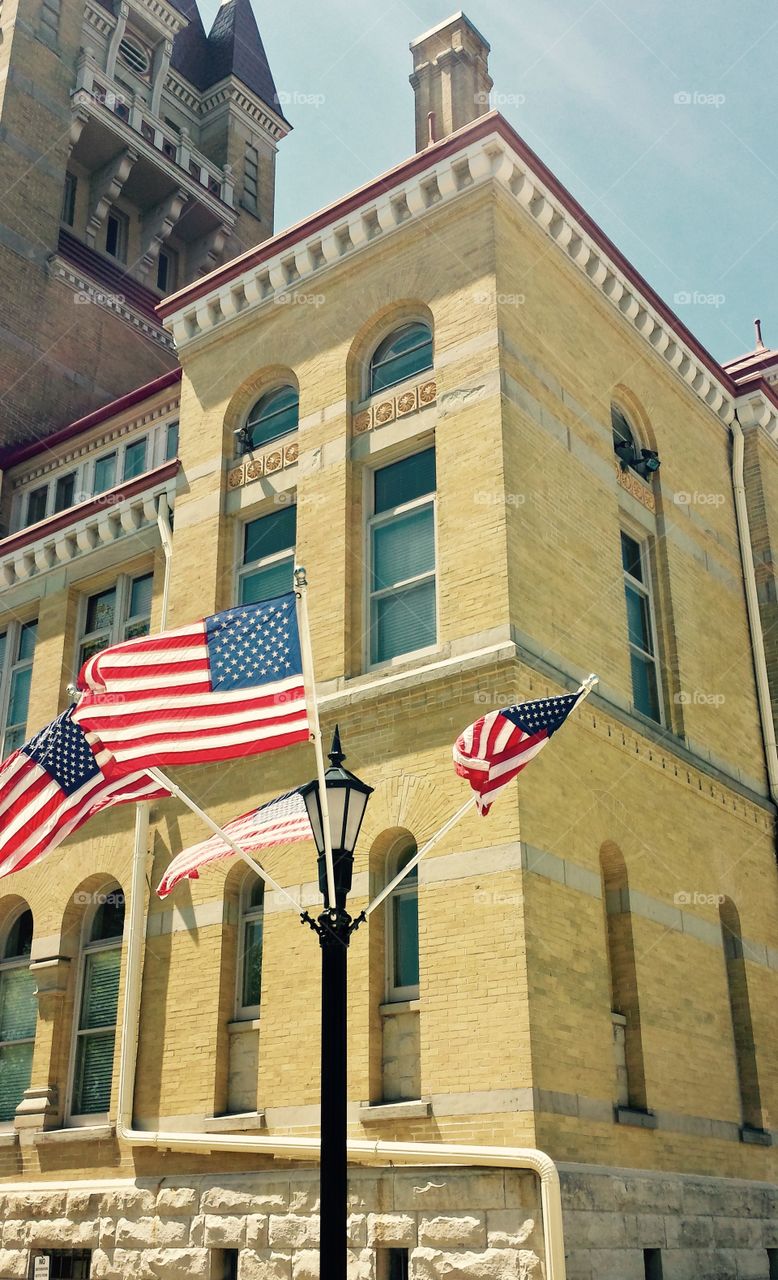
[718, 896, 764, 1133]
[347, 300, 435, 406]
[599, 841, 648, 1112]
[223, 365, 300, 438]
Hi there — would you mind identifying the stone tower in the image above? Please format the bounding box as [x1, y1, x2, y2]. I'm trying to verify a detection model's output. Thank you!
[409, 11, 493, 149]
[0, 0, 289, 445]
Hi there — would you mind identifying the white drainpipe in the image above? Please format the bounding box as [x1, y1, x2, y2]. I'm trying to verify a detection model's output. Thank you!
[730, 414, 778, 806]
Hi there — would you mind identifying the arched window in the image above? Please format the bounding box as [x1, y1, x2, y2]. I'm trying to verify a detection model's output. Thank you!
[369, 323, 433, 396]
[386, 844, 419, 1000]
[599, 845, 648, 1114]
[0, 908, 35, 1122]
[245, 386, 299, 452]
[719, 898, 765, 1136]
[70, 889, 124, 1118]
[612, 404, 660, 480]
[237, 877, 264, 1018]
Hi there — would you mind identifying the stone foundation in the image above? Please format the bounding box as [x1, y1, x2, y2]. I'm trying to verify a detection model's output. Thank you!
[560, 1163, 778, 1280]
[0, 1165, 543, 1279]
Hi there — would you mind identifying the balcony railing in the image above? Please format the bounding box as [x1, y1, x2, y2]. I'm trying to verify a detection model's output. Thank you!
[73, 54, 235, 209]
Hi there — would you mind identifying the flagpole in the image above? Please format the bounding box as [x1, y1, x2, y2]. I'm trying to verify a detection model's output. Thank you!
[293, 566, 338, 914]
[362, 673, 600, 919]
[147, 766, 304, 914]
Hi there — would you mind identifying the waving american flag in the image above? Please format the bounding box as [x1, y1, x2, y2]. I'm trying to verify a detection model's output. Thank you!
[157, 788, 313, 898]
[454, 678, 596, 814]
[0, 708, 167, 879]
[72, 594, 310, 777]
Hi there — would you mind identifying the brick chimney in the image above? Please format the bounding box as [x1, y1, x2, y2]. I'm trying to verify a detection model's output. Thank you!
[410, 12, 493, 151]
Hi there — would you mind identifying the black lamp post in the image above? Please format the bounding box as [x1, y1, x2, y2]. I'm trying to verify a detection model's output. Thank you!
[299, 726, 373, 1279]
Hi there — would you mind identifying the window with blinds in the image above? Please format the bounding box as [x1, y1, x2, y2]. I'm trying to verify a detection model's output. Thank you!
[239, 505, 296, 606]
[368, 449, 436, 666]
[0, 908, 35, 1122]
[70, 893, 124, 1117]
[238, 878, 264, 1016]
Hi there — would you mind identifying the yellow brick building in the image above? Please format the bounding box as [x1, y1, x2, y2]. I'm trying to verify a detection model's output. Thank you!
[0, 12, 777, 1280]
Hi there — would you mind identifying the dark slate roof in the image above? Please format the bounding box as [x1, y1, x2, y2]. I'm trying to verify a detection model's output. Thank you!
[170, 0, 212, 91]
[204, 0, 287, 119]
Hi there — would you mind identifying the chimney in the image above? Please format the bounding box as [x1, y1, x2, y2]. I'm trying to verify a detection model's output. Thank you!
[410, 12, 493, 151]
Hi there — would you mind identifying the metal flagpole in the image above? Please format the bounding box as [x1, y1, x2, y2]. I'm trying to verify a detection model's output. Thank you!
[147, 766, 304, 914]
[293, 565, 338, 913]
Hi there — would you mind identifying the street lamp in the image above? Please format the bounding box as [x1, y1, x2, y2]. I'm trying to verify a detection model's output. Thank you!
[300, 727, 373, 1279]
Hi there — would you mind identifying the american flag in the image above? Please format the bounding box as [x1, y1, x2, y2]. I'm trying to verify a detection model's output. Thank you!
[0, 708, 168, 879]
[454, 683, 592, 814]
[157, 788, 312, 898]
[72, 593, 310, 777]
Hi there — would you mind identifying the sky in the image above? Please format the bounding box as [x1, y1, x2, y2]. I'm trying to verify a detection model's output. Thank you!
[199, 0, 778, 365]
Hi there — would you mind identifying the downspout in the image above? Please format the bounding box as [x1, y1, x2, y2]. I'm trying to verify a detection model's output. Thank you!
[115, 504, 567, 1279]
[730, 414, 778, 807]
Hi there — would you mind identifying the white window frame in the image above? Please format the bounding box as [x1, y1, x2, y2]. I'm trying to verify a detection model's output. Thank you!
[0, 908, 35, 1129]
[236, 500, 296, 607]
[235, 875, 264, 1021]
[365, 453, 438, 672]
[0, 617, 37, 758]
[76, 571, 153, 674]
[385, 845, 420, 1004]
[66, 894, 124, 1126]
[621, 529, 663, 725]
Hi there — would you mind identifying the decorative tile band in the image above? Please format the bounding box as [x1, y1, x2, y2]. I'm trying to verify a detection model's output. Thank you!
[615, 462, 656, 512]
[227, 439, 299, 490]
[353, 378, 437, 436]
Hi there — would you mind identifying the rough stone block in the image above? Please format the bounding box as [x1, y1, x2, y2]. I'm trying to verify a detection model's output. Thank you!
[246, 1215, 270, 1249]
[394, 1173, 501, 1213]
[66, 1190, 104, 1217]
[409, 1247, 540, 1278]
[485, 1210, 537, 1248]
[290, 1251, 318, 1279]
[564, 1211, 631, 1249]
[664, 1215, 714, 1249]
[157, 1187, 199, 1215]
[144, 1248, 211, 1277]
[347, 1250, 375, 1280]
[204, 1215, 247, 1247]
[418, 1214, 486, 1248]
[28, 1218, 98, 1247]
[0, 1249, 28, 1279]
[347, 1214, 367, 1247]
[201, 1186, 259, 1214]
[269, 1216, 319, 1249]
[115, 1216, 188, 1248]
[366, 1213, 417, 1247]
[239, 1250, 292, 1280]
[102, 1189, 157, 1218]
[1, 1221, 28, 1248]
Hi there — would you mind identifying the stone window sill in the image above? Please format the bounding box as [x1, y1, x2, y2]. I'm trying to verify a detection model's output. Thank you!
[33, 1123, 115, 1145]
[203, 1111, 266, 1133]
[740, 1125, 772, 1146]
[379, 1000, 420, 1016]
[615, 1106, 657, 1130]
[359, 1098, 431, 1124]
[227, 1018, 260, 1034]
[0, 1130, 19, 1148]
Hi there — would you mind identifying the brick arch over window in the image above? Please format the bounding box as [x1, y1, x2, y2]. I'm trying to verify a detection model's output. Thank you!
[718, 896, 765, 1136]
[599, 842, 648, 1113]
[347, 301, 435, 407]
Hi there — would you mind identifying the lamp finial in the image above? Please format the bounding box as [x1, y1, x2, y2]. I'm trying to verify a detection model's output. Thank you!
[328, 725, 344, 766]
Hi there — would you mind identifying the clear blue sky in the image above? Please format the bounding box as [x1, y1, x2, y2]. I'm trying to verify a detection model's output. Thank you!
[201, 0, 778, 364]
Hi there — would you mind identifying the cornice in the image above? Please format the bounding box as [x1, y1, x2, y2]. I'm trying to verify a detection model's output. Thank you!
[198, 79, 290, 142]
[157, 113, 778, 447]
[49, 255, 174, 352]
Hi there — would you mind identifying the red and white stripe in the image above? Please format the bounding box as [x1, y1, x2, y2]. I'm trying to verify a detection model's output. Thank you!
[157, 789, 312, 897]
[0, 741, 166, 880]
[453, 709, 553, 815]
[72, 622, 309, 774]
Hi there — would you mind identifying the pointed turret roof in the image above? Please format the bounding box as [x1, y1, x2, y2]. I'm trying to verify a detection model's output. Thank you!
[170, 0, 213, 92]
[206, 0, 286, 119]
